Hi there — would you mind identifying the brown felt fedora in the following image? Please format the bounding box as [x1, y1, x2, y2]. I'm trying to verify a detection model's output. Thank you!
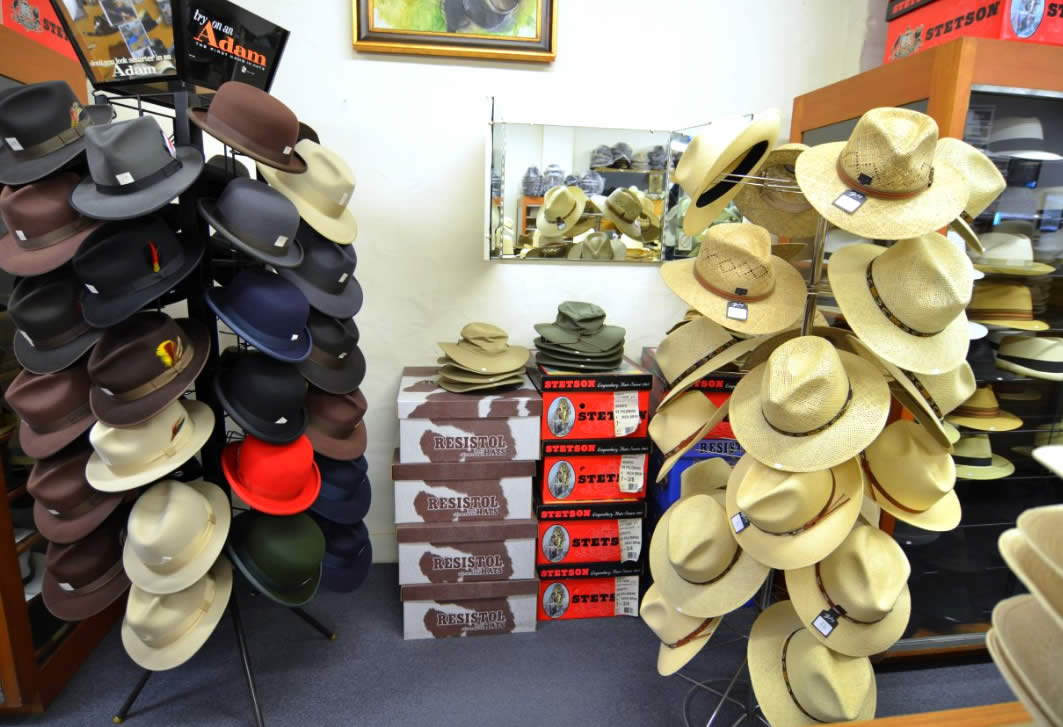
[305, 386, 367, 460]
[5, 359, 96, 459]
[28, 442, 122, 544]
[0, 173, 99, 276]
[42, 509, 130, 622]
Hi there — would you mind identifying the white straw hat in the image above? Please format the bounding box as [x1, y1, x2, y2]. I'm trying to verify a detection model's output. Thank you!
[649, 392, 728, 483]
[1018, 504, 1063, 580]
[999, 529, 1063, 633]
[997, 335, 1063, 381]
[640, 584, 721, 676]
[655, 316, 763, 411]
[537, 185, 587, 237]
[987, 116, 1063, 160]
[972, 233, 1055, 276]
[990, 595, 1063, 727]
[935, 137, 1005, 251]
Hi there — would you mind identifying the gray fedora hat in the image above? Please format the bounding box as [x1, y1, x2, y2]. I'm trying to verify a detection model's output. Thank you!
[198, 178, 304, 268]
[277, 222, 362, 318]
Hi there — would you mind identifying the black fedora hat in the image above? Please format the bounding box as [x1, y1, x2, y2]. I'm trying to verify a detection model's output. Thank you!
[309, 453, 371, 524]
[0, 81, 113, 186]
[296, 310, 364, 394]
[189, 154, 251, 201]
[9, 266, 102, 374]
[214, 348, 308, 444]
[206, 269, 312, 362]
[278, 222, 362, 318]
[309, 515, 372, 594]
[198, 178, 304, 268]
[71, 116, 204, 221]
[227, 512, 324, 607]
[73, 215, 204, 327]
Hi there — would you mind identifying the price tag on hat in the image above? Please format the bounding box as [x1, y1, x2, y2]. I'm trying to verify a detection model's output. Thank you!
[613, 391, 639, 437]
[618, 454, 645, 493]
[833, 189, 866, 214]
[614, 575, 638, 617]
[4, 137, 23, 151]
[813, 609, 840, 637]
[731, 511, 750, 534]
[618, 519, 642, 562]
[726, 301, 748, 321]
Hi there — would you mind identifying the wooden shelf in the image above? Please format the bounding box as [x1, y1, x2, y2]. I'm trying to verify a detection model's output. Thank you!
[847, 701, 1029, 726]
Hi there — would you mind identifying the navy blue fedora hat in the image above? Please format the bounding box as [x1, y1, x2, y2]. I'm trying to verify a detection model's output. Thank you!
[310, 515, 372, 594]
[278, 222, 363, 318]
[206, 269, 312, 362]
[309, 453, 370, 524]
[296, 310, 364, 395]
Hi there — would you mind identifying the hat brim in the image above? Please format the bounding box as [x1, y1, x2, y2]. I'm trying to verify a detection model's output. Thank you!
[0, 105, 114, 186]
[226, 525, 321, 608]
[954, 453, 1014, 480]
[0, 219, 101, 277]
[601, 209, 642, 239]
[986, 628, 1058, 727]
[795, 141, 968, 239]
[726, 455, 865, 571]
[213, 361, 308, 444]
[42, 556, 130, 622]
[86, 401, 215, 492]
[437, 341, 529, 375]
[438, 376, 523, 393]
[997, 357, 1063, 381]
[198, 198, 304, 268]
[945, 409, 1023, 432]
[23, 552, 45, 601]
[733, 148, 819, 239]
[729, 350, 890, 472]
[1017, 504, 1063, 579]
[310, 473, 371, 524]
[436, 363, 521, 385]
[950, 218, 985, 255]
[276, 268, 363, 319]
[534, 353, 622, 373]
[205, 289, 312, 363]
[990, 595, 1063, 726]
[320, 542, 373, 593]
[972, 318, 1050, 332]
[657, 335, 763, 411]
[972, 260, 1056, 276]
[748, 601, 876, 727]
[256, 163, 358, 245]
[865, 474, 961, 532]
[532, 337, 623, 359]
[14, 327, 103, 376]
[306, 420, 367, 461]
[189, 108, 308, 174]
[999, 529, 1063, 633]
[651, 394, 729, 483]
[18, 409, 96, 460]
[89, 318, 211, 428]
[222, 441, 322, 515]
[32, 490, 123, 544]
[656, 617, 721, 676]
[71, 147, 205, 221]
[122, 480, 232, 594]
[533, 324, 626, 354]
[660, 256, 806, 336]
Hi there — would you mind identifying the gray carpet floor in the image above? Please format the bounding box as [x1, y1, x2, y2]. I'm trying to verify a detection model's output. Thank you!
[11, 565, 1016, 726]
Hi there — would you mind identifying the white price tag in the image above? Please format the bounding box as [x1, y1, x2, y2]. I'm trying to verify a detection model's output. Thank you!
[833, 189, 866, 214]
[339, 192, 350, 206]
[618, 518, 642, 563]
[339, 272, 349, 283]
[15, 230, 26, 241]
[275, 416, 288, 424]
[58, 582, 75, 592]
[731, 512, 749, 534]
[5, 137, 23, 151]
[726, 301, 748, 321]
[614, 575, 639, 617]
[618, 454, 645, 493]
[47, 508, 61, 516]
[678, 234, 693, 252]
[274, 235, 288, 248]
[115, 172, 135, 186]
[290, 333, 299, 341]
[85, 283, 99, 294]
[282, 145, 293, 155]
[208, 225, 217, 236]
[813, 610, 839, 637]
[613, 391, 639, 437]
[338, 351, 348, 359]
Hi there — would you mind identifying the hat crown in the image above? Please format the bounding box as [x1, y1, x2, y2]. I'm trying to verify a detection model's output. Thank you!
[999, 334, 1063, 363]
[275, 140, 356, 218]
[206, 82, 299, 166]
[970, 282, 1033, 315]
[913, 362, 976, 417]
[871, 235, 972, 334]
[674, 112, 776, 198]
[215, 178, 300, 251]
[127, 480, 214, 568]
[84, 116, 179, 188]
[953, 433, 991, 458]
[219, 269, 310, 343]
[786, 629, 873, 722]
[313, 516, 370, 559]
[976, 233, 1034, 263]
[87, 312, 192, 396]
[0, 173, 83, 243]
[657, 318, 735, 384]
[45, 514, 123, 588]
[6, 362, 92, 432]
[839, 107, 939, 195]
[293, 223, 356, 291]
[90, 400, 197, 470]
[696, 223, 776, 300]
[762, 337, 849, 434]
[74, 215, 184, 294]
[605, 188, 641, 223]
[225, 351, 306, 424]
[935, 138, 1004, 216]
[819, 524, 910, 623]
[581, 233, 613, 259]
[640, 584, 711, 644]
[737, 462, 835, 533]
[241, 513, 325, 587]
[306, 310, 358, 356]
[667, 494, 737, 583]
[542, 186, 580, 223]
[9, 268, 87, 343]
[960, 385, 1000, 412]
[235, 435, 316, 501]
[555, 301, 606, 332]
[125, 572, 216, 644]
[307, 386, 367, 431]
[0, 81, 89, 149]
[458, 322, 510, 355]
[866, 420, 955, 509]
[27, 446, 94, 510]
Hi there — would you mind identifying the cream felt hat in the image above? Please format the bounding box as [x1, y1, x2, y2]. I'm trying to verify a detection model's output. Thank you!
[437, 323, 529, 375]
[952, 433, 1014, 480]
[990, 595, 1063, 727]
[655, 317, 764, 411]
[785, 524, 911, 657]
[986, 628, 1057, 727]
[945, 386, 1023, 431]
[660, 222, 806, 336]
[999, 529, 1063, 633]
[566, 232, 626, 261]
[726, 454, 864, 571]
[674, 109, 780, 237]
[864, 420, 960, 531]
[121, 555, 233, 672]
[828, 233, 973, 374]
[973, 233, 1055, 276]
[885, 361, 976, 450]
[640, 584, 721, 676]
[600, 188, 643, 239]
[748, 601, 876, 727]
[795, 107, 967, 239]
[967, 283, 1049, 332]
[122, 480, 232, 594]
[650, 392, 728, 483]
[537, 185, 587, 237]
[733, 143, 819, 239]
[1018, 504, 1063, 580]
[935, 137, 1005, 251]
[729, 336, 890, 473]
[997, 335, 1063, 381]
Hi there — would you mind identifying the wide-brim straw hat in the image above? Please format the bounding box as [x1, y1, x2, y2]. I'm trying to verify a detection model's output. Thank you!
[733, 143, 819, 238]
[655, 317, 764, 411]
[952, 434, 1015, 480]
[945, 387, 1023, 432]
[1017, 504, 1063, 579]
[997, 336, 1063, 381]
[973, 232, 1055, 276]
[649, 392, 727, 483]
[991, 595, 1063, 727]
[640, 584, 722, 676]
[881, 358, 976, 450]
[999, 529, 1063, 633]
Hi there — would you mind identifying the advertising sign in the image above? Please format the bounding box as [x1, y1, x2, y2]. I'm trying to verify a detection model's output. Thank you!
[3, 0, 80, 62]
[178, 0, 287, 92]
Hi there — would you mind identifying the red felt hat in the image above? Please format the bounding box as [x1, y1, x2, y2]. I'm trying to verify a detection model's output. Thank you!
[222, 434, 321, 515]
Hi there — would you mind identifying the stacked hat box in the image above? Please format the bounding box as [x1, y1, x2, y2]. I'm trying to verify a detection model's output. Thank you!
[540, 438, 650, 504]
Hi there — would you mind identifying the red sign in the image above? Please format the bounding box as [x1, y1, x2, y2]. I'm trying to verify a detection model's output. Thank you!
[3, 0, 78, 62]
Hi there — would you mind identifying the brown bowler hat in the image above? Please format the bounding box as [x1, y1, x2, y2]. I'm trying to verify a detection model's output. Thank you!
[28, 441, 123, 544]
[190, 82, 307, 174]
[42, 509, 130, 622]
[87, 312, 211, 428]
[5, 358, 96, 459]
[304, 385, 367, 460]
[0, 173, 100, 276]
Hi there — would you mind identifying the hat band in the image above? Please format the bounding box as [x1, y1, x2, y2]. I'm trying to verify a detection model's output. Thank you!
[96, 410, 196, 473]
[14, 215, 94, 252]
[548, 197, 578, 227]
[951, 404, 1001, 418]
[308, 345, 349, 371]
[837, 159, 933, 200]
[866, 261, 945, 337]
[40, 489, 111, 521]
[62, 558, 124, 596]
[668, 337, 743, 388]
[22, 319, 93, 350]
[680, 546, 742, 586]
[661, 425, 707, 463]
[663, 617, 717, 649]
[952, 453, 992, 467]
[93, 158, 182, 196]
[748, 472, 850, 537]
[236, 541, 315, 597]
[606, 199, 639, 225]
[10, 117, 94, 161]
[815, 562, 889, 625]
[863, 457, 930, 515]
[141, 511, 216, 576]
[313, 418, 363, 440]
[997, 353, 1063, 373]
[139, 578, 215, 649]
[101, 339, 195, 402]
[25, 402, 92, 435]
[967, 309, 1033, 321]
[693, 265, 776, 304]
[900, 370, 943, 419]
[763, 387, 852, 438]
[781, 629, 828, 724]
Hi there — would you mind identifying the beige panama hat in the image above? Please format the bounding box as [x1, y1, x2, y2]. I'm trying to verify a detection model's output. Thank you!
[748, 601, 876, 727]
[999, 529, 1063, 633]
[437, 323, 529, 375]
[935, 138, 1005, 252]
[600, 188, 643, 239]
[991, 595, 1063, 726]
[726, 454, 864, 571]
[729, 336, 890, 473]
[952, 433, 1014, 480]
[121, 555, 233, 671]
[566, 232, 626, 261]
[660, 222, 806, 336]
[997, 335, 1063, 381]
[986, 627, 1056, 727]
[1018, 505, 1063, 579]
[795, 107, 967, 239]
[674, 109, 780, 237]
[123, 479, 231, 595]
[733, 143, 819, 239]
[973, 233, 1055, 276]
[864, 420, 960, 531]
[968, 282, 1049, 332]
[945, 386, 1022, 431]
[655, 317, 764, 410]
[786, 524, 911, 657]
[537, 185, 588, 237]
[649, 392, 727, 483]
[885, 361, 976, 450]
[640, 584, 721, 676]
[257, 139, 358, 245]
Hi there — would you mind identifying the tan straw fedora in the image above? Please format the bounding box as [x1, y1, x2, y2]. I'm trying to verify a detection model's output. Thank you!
[600, 188, 644, 239]
[674, 109, 780, 236]
[999, 529, 1063, 633]
[786, 524, 911, 657]
[968, 282, 1048, 332]
[952, 433, 1014, 480]
[864, 420, 960, 531]
[795, 107, 967, 239]
[828, 233, 973, 374]
[997, 335, 1063, 380]
[660, 222, 806, 336]
[991, 595, 1063, 727]
[649, 392, 727, 483]
[1018, 504, 1063, 580]
[935, 138, 1005, 253]
[729, 336, 890, 472]
[945, 386, 1022, 431]
[438, 323, 529, 375]
[655, 317, 763, 410]
[973, 233, 1055, 276]
[640, 584, 721, 676]
[748, 601, 876, 727]
[537, 185, 588, 237]
[733, 143, 819, 238]
[885, 361, 976, 450]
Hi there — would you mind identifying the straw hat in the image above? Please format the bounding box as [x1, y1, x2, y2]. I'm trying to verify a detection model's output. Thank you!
[864, 420, 960, 531]
[935, 138, 1005, 251]
[786, 524, 911, 657]
[748, 601, 876, 727]
[973, 233, 1055, 276]
[649, 392, 727, 483]
[945, 386, 1022, 431]
[999, 529, 1063, 632]
[997, 335, 1063, 381]
[987, 116, 1063, 160]
[660, 223, 806, 336]
[729, 336, 890, 473]
[828, 233, 973, 374]
[726, 454, 864, 570]
[990, 596, 1063, 727]
[733, 143, 819, 238]
[599, 188, 644, 239]
[438, 323, 529, 375]
[795, 107, 967, 239]
[885, 361, 976, 450]
[655, 317, 764, 410]
[640, 584, 721, 676]
[566, 232, 626, 261]
[969, 283, 1048, 334]
[952, 433, 1014, 480]
[1018, 504, 1063, 580]
[986, 628, 1056, 727]
[536, 186, 588, 237]
[674, 109, 780, 236]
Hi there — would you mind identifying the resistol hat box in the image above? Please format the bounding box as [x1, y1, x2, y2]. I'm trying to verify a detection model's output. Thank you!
[540, 438, 649, 504]
[396, 519, 537, 585]
[536, 501, 646, 566]
[537, 562, 641, 621]
[530, 360, 652, 442]
[400, 579, 538, 640]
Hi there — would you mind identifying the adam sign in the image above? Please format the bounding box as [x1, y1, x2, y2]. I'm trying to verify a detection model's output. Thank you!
[191, 7, 267, 68]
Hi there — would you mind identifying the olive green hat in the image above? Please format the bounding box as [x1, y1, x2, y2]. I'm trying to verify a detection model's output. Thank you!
[226, 512, 325, 607]
[534, 301, 626, 354]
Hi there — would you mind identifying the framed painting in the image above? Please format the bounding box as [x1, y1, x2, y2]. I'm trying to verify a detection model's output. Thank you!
[352, 0, 556, 63]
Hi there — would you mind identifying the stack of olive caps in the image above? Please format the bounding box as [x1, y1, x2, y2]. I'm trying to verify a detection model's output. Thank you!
[436, 322, 530, 393]
[533, 301, 626, 372]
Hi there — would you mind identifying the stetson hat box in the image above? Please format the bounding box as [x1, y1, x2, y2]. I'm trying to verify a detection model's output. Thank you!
[399, 579, 539, 640]
[396, 519, 537, 585]
[537, 562, 640, 621]
[397, 367, 541, 465]
[536, 501, 646, 566]
[391, 449, 534, 524]
[529, 360, 652, 441]
[540, 438, 649, 504]
[642, 346, 741, 439]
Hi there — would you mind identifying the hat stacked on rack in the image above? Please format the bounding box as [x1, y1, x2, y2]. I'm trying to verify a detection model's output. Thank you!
[533, 301, 626, 371]
[436, 323, 529, 393]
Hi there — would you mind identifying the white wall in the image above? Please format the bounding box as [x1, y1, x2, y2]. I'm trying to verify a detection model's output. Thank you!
[233, 0, 874, 561]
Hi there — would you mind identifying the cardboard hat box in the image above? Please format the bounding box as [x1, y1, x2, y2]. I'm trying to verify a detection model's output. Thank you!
[536, 501, 646, 566]
[642, 346, 739, 439]
[537, 562, 640, 621]
[529, 360, 652, 441]
[396, 519, 537, 585]
[540, 439, 649, 504]
[400, 580, 538, 640]
[396, 367, 542, 464]
[392, 450, 534, 524]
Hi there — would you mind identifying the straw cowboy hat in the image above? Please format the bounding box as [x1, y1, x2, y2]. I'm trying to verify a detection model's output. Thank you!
[972, 233, 1055, 276]
[748, 601, 876, 727]
[795, 107, 967, 239]
[660, 222, 806, 336]
[990, 595, 1063, 727]
[945, 386, 1022, 431]
[828, 233, 973, 374]
[999, 529, 1063, 632]
[438, 322, 529, 375]
[566, 232, 626, 261]
[863, 420, 961, 531]
[649, 392, 727, 483]
[674, 109, 780, 236]
[885, 360, 976, 450]
[655, 317, 763, 411]
[729, 336, 890, 473]
[536, 186, 588, 237]
[952, 433, 1014, 480]
[599, 188, 643, 239]
[733, 143, 819, 238]
[726, 454, 864, 570]
[935, 138, 1005, 252]
[640, 584, 722, 676]
[1018, 505, 1063, 579]
[997, 335, 1063, 381]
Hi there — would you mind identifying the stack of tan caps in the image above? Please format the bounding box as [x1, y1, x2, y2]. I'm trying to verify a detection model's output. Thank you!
[532, 301, 626, 372]
[436, 323, 530, 393]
